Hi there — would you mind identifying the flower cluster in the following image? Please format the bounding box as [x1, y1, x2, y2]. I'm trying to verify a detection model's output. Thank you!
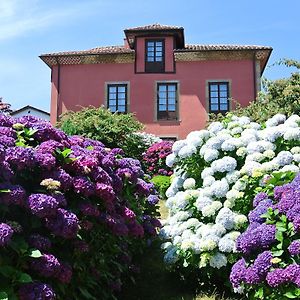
[143, 141, 174, 176]
[0, 114, 160, 299]
[161, 114, 300, 274]
[230, 174, 300, 299]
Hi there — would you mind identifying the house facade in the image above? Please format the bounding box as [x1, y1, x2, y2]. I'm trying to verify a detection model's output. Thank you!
[40, 24, 272, 140]
[11, 105, 50, 121]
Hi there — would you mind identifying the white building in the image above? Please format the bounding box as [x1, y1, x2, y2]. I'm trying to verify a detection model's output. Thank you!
[11, 105, 50, 121]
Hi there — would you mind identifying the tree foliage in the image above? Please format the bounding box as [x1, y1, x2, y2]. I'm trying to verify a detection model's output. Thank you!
[210, 59, 300, 123]
[0, 97, 12, 114]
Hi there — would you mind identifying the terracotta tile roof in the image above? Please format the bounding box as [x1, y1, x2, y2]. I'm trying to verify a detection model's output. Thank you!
[176, 44, 272, 51]
[40, 46, 134, 57]
[125, 23, 183, 31]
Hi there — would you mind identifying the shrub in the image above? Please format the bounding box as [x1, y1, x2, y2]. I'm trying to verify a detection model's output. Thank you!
[230, 172, 300, 299]
[151, 175, 171, 200]
[58, 106, 143, 156]
[142, 141, 173, 176]
[160, 114, 300, 280]
[0, 114, 160, 299]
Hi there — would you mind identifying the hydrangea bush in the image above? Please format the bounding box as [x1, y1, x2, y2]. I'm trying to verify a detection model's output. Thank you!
[230, 172, 300, 299]
[0, 114, 160, 300]
[142, 141, 173, 176]
[160, 114, 300, 277]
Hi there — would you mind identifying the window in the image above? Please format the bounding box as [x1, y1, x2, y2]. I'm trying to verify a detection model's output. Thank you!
[107, 84, 127, 113]
[208, 82, 230, 114]
[160, 137, 177, 142]
[157, 83, 178, 120]
[145, 40, 165, 73]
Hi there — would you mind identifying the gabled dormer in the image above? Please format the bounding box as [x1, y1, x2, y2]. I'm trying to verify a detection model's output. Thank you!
[124, 24, 184, 73]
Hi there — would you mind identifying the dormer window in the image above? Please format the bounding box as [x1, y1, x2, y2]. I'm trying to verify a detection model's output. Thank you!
[145, 39, 165, 73]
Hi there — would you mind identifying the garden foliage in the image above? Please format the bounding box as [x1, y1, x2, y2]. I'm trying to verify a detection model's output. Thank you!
[0, 114, 160, 300]
[231, 172, 300, 299]
[160, 114, 300, 279]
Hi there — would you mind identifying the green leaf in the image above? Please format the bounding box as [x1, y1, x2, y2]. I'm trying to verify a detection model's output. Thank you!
[0, 266, 16, 278]
[284, 292, 298, 298]
[272, 250, 284, 256]
[0, 292, 8, 300]
[28, 249, 42, 258]
[16, 272, 32, 283]
[275, 231, 284, 242]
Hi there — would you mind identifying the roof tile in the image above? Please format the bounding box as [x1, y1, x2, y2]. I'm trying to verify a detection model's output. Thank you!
[177, 44, 272, 51]
[125, 23, 183, 31]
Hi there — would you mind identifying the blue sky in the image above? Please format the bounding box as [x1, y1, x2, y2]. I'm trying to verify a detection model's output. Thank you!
[0, 0, 299, 112]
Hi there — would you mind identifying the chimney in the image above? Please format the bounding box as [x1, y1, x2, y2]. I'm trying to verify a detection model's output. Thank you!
[123, 38, 130, 49]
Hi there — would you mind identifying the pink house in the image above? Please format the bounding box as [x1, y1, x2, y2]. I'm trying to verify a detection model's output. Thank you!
[40, 24, 272, 140]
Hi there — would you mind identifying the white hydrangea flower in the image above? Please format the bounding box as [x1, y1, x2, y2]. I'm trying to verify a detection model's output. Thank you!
[273, 151, 294, 166]
[161, 242, 173, 250]
[224, 199, 235, 208]
[208, 122, 224, 134]
[172, 140, 186, 154]
[209, 252, 227, 269]
[259, 127, 282, 142]
[246, 152, 265, 162]
[232, 179, 247, 191]
[164, 247, 179, 264]
[166, 153, 176, 167]
[240, 161, 261, 176]
[178, 145, 197, 158]
[286, 114, 300, 123]
[211, 156, 237, 173]
[263, 149, 275, 159]
[249, 122, 261, 130]
[226, 189, 243, 201]
[283, 128, 300, 141]
[202, 204, 217, 217]
[198, 130, 211, 140]
[236, 147, 247, 157]
[293, 154, 300, 163]
[291, 146, 300, 154]
[201, 167, 214, 179]
[218, 237, 236, 253]
[203, 175, 215, 187]
[215, 207, 235, 230]
[280, 165, 299, 173]
[260, 161, 280, 172]
[211, 179, 229, 198]
[231, 126, 243, 135]
[210, 224, 227, 237]
[238, 116, 251, 126]
[234, 214, 248, 228]
[195, 196, 213, 211]
[205, 136, 225, 150]
[173, 235, 182, 245]
[221, 139, 237, 152]
[200, 237, 218, 252]
[226, 171, 241, 184]
[183, 178, 196, 190]
[204, 149, 219, 162]
[266, 114, 286, 127]
[186, 131, 204, 148]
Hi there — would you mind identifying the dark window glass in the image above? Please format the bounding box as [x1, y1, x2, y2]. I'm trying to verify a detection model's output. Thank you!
[209, 82, 229, 114]
[157, 83, 178, 120]
[145, 40, 165, 73]
[107, 84, 127, 113]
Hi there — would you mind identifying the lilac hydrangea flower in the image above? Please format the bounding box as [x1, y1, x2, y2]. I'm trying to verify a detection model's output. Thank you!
[288, 240, 300, 256]
[30, 254, 61, 277]
[6, 147, 36, 170]
[253, 192, 269, 207]
[248, 199, 273, 224]
[0, 126, 16, 138]
[79, 202, 100, 217]
[27, 194, 59, 218]
[0, 223, 14, 246]
[147, 194, 159, 205]
[230, 258, 247, 289]
[19, 282, 56, 300]
[0, 183, 26, 206]
[73, 176, 95, 197]
[46, 208, 79, 239]
[34, 151, 56, 170]
[28, 234, 52, 251]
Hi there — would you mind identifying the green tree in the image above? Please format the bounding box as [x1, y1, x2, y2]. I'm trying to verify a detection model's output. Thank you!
[0, 97, 12, 114]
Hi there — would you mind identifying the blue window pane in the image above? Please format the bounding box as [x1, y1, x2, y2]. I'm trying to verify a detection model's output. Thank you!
[220, 104, 228, 110]
[118, 86, 125, 93]
[156, 41, 162, 47]
[220, 97, 228, 104]
[168, 91, 176, 98]
[156, 51, 162, 57]
[109, 105, 117, 112]
[159, 85, 167, 92]
[168, 104, 176, 111]
[118, 99, 126, 106]
[109, 86, 117, 93]
[156, 57, 162, 62]
[168, 98, 176, 105]
[118, 106, 126, 112]
[159, 91, 167, 98]
[210, 104, 218, 111]
[220, 91, 228, 97]
[109, 100, 116, 105]
[148, 42, 154, 47]
[109, 93, 116, 100]
[168, 85, 176, 92]
[159, 105, 167, 111]
[147, 57, 154, 62]
[220, 84, 228, 91]
[210, 91, 218, 97]
[159, 98, 167, 105]
[118, 93, 126, 99]
[211, 98, 219, 104]
[148, 52, 154, 57]
[210, 84, 218, 92]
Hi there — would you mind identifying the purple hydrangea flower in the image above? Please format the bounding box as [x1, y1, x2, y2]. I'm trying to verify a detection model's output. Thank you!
[28, 234, 52, 251]
[46, 208, 79, 239]
[46, 169, 73, 191]
[79, 202, 100, 217]
[90, 166, 112, 185]
[6, 147, 36, 170]
[73, 240, 89, 253]
[0, 223, 13, 246]
[27, 194, 59, 218]
[56, 263, 72, 283]
[288, 240, 300, 256]
[128, 221, 144, 237]
[0, 183, 26, 206]
[34, 151, 56, 170]
[0, 126, 16, 138]
[147, 195, 159, 205]
[37, 140, 64, 154]
[0, 161, 14, 181]
[253, 192, 269, 207]
[73, 176, 95, 197]
[230, 258, 247, 288]
[96, 183, 116, 211]
[0, 114, 13, 127]
[19, 282, 56, 300]
[123, 207, 136, 220]
[0, 135, 15, 147]
[30, 254, 61, 277]
[135, 179, 153, 197]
